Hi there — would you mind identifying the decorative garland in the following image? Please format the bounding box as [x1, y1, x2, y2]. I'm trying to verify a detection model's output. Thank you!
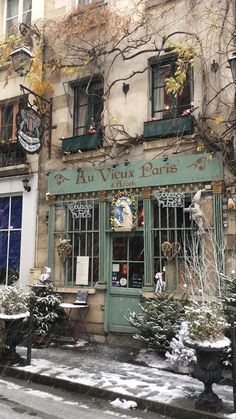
[110, 191, 137, 231]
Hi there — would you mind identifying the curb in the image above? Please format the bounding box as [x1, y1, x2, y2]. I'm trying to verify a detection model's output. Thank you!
[0, 364, 231, 419]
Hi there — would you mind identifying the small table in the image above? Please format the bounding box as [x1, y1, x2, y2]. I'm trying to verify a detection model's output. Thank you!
[60, 303, 90, 342]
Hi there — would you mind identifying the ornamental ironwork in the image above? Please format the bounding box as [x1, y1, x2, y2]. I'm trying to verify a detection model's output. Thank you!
[68, 201, 93, 218]
[154, 190, 185, 208]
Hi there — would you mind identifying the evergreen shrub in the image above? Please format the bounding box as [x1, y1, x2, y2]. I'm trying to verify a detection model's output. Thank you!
[129, 293, 188, 355]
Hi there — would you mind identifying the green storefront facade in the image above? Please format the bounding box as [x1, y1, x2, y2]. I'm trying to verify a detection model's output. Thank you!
[47, 153, 224, 334]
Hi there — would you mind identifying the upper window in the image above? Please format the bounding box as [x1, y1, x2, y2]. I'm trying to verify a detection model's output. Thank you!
[150, 55, 193, 120]
[0, 102, 18, 144]
[5, 0, 32, 34]
[73, 76, 103, 136]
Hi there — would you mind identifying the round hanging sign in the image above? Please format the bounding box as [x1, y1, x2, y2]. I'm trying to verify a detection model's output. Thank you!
[16, 107, 44, 154]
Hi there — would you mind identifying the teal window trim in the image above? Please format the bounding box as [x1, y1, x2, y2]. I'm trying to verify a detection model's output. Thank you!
[213, 193, 224, 274]
[52, 198, 99, 288]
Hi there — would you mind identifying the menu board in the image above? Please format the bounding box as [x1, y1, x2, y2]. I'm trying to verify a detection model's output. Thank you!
[76, 256, 89, 285]
[129, 273, 143, 288]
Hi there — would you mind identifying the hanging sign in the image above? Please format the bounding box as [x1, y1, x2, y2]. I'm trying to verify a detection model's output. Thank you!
[154, 190, 185, 207]
[16, 107, 44, 154]
[68, 201, 93, 218]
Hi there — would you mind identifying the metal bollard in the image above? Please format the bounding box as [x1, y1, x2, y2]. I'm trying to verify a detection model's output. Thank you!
[231, 322, 236, 412]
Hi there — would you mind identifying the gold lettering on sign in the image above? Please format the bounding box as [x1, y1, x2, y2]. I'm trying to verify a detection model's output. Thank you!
[76, 168, 94, 184]
[139, 162, 178, 178]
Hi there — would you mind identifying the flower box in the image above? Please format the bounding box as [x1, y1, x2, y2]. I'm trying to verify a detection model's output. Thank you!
[61, 132, 103, 154]
[143, 115, 193, 139]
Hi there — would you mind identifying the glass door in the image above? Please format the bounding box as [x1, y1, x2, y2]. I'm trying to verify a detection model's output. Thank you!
[111, 233, 144, 289]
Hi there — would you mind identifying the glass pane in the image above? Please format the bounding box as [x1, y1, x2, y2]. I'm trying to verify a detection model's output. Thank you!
[1, 105, 13, 127]
[9, 230, 21, 269]
[22, 10, 32, 25]
[94, 205, 99, 230]
[0, 198, 9, 229]
[128, 263, 144, 288]
[23, 0, 32, 12]
[0, 231, 8, 268]
[11, 196, 22, 229]
[93, 258, 99, 282]
[113, 236, 127, 260]
[138, 201, 144, 227]
[6, 17, 18, 33]
[0, 268, 6, 285]
[93, 232, 99, 256]
[129, 236, 144, 261]
[6, 0, 18, 18]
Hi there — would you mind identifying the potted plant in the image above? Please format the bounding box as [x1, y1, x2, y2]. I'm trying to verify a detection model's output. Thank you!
[184, 300, 230, 412]
[30, 271, 64, 345]
[166, 321, 196, 374]
[0, 284, 30, 363]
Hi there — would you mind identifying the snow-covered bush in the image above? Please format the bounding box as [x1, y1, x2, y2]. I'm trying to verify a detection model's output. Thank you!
[184, 300, 228, 343]
[31, 279, 64, 337]
[166, 322, 196, 372]
[129, 293, 188, 355]
[0, 284, 29, 315]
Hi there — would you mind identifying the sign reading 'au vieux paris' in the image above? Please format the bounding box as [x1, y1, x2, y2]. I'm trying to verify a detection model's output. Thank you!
[48, 154, 223, 195]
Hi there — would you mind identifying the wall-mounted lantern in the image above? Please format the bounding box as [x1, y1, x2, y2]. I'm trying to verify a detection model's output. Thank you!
[10, 46, 33, 77]
[22, 177, 31, 192]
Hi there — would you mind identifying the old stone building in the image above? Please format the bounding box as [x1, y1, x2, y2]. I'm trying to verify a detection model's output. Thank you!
[0, 0, 236, 338]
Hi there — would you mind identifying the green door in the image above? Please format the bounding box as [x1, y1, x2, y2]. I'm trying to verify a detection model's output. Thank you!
[108, 232, 144, 333]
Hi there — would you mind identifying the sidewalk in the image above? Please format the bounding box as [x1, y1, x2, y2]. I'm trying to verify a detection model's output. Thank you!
[0, 341, 234, 419]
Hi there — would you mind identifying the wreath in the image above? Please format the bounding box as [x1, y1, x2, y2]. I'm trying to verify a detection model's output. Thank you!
[57, 239, 72, 263]
[110, 191, 137, 230]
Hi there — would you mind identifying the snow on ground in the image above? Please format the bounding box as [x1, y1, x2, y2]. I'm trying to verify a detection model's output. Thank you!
[16, 354, 233, 413]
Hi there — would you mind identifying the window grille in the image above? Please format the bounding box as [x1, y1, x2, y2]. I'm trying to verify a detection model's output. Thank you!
[54, 198, 99, 287]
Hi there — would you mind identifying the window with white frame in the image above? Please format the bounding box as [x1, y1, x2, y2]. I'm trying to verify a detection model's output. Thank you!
[0, 195, 22, 285]
[5, 0, 32, 34]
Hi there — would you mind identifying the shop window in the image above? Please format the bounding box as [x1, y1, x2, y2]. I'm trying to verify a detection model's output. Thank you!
[0, 195, 22, 285]
[152, 195, 193, 292]
[5, 0, 32, 34]
[150, 54, 193, 119]
[73, 76, 103, 136]
[54, 199, 99, 287]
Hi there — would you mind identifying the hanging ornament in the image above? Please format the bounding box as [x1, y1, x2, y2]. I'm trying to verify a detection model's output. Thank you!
[87, 117, 96, 134]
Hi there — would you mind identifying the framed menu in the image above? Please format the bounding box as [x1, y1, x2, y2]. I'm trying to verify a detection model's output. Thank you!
[76, 256, 89, 285]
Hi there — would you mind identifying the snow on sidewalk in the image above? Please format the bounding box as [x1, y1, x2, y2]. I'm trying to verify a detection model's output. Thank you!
[15, 348, 234, 417]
